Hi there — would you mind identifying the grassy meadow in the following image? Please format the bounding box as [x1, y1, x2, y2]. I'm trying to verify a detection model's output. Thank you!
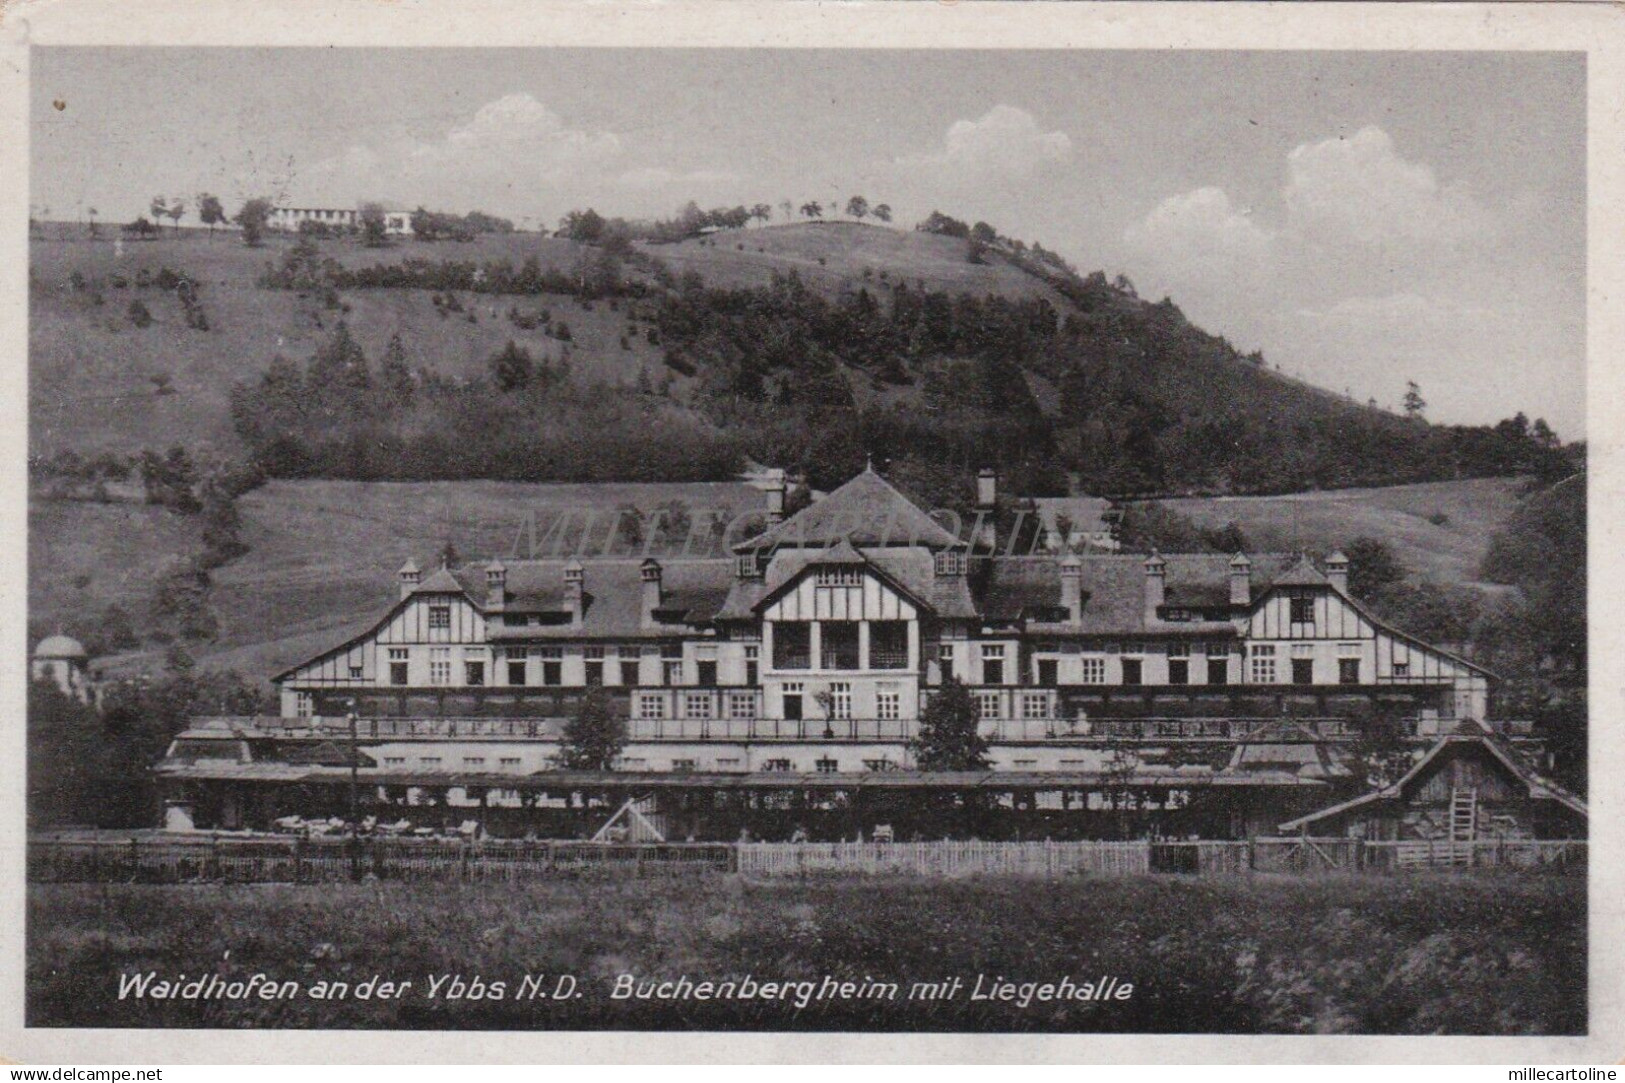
[28, 872, 1584, 1033]
[1149, 477, 1527, 588]
[32, 478, 765, 681]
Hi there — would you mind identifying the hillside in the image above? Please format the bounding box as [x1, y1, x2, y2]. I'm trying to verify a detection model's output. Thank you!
[32, 218, 1564, 501]
[31, 479, 766, 682]
[1143, 477, 1527, 589]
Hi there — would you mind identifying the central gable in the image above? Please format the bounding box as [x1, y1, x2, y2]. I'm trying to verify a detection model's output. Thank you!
[761, 559, 921, 623]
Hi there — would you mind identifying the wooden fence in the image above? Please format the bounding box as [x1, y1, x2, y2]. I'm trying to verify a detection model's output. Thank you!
[736, 840, 1151, 878]
[27, 835, 1585, 884]
[27, 836, 734, 884]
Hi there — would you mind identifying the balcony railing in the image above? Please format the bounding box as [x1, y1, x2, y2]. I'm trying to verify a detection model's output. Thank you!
[819, 650, 861, 670]
[870, 649, 910, 669]
[774, 652, 811, 670]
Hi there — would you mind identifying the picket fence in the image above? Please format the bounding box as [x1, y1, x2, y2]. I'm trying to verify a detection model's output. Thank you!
[735, 840, 1151, 878]
[26, 834, 1585, 884]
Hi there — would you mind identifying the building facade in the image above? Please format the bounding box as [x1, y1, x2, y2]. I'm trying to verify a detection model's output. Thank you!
[267, 206, 413, 235]
[158, 468, 1527, 840]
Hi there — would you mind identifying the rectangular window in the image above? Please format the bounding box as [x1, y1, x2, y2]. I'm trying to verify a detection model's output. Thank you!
[938, 643, 956, 680]
[782, 682, 804, 722]
[388, 647, 409, 686]
[828, 682, 852, 720]
[1207, 657, 1229, 685]
[696, 659, 718, 686]
[820, 621, 860, 670]
[876, 684, 900, 721]
[977, 691, 1001, 720]
[728, 691, 757, 720]
[982, 644, 1006, 686]
[635, 692, 666, 720]
[815, 567, 864, 587]
[1021, 692, 1050, 719]
[1121, 658, 1143, 686]
[1037, 658, 1058, 686]
[543, 660, 563, 686]
[507, 647, 528, 687]
[1392, 661, 1411, 679]
[934, 551, 966, 576]
[1168, 658, 1189, 686]
[815, 757, 839, 774]
[863, 758, 898, 772]
[1250, 644, 1276, 684]
[683, 692, 714, 720]
[744, 645, 759, 687]
[1290, 596, 1315, 625]
[1167, 641, 1190, 658]
[420, 756, 442, 767]
[670, 759, 696, 773]
[583, 645, 604, 686]
[664, 660, 684, 686]
[870, 621, 910, 669]
[384, 757, 405, 767]
[1080, 657, 1106, 684]
[774, 623, 811, 670]
[762, 758, 792, 773]
[295, 692, 313, 718]
[429, 648, 452, 686]
[428, 605, 451, 630]
[499, 757, 522, 767]
[349, 664, 364, 680]
[1338, 658, 1361, 685]
[463, 757, 485, 767]
[1205, 641, 1229, 657]
[1291, 658, 1314, 684]
[465, 660, 485, 686]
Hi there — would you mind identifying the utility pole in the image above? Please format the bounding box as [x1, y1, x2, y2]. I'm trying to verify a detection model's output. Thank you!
[346, 700, 361, 882]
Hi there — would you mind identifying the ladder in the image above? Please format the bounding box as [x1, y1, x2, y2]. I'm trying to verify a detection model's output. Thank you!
[1447, 787, 1478, 866]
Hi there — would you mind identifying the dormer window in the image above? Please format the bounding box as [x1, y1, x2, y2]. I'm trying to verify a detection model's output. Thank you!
[934, 551, 966, 576]
[815, 567, 863, 587]
[737, 554, 761, 579]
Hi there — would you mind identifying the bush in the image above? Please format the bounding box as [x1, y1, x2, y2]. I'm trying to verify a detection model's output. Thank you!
[126, 299, 153, 329]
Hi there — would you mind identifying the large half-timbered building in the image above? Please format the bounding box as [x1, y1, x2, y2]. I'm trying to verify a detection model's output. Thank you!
[158, 467, 1578, 841]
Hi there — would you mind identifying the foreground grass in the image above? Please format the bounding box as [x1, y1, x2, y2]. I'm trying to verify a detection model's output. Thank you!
[29, 872, 1584, 1033]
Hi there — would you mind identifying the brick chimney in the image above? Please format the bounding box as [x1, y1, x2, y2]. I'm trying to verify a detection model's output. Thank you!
[765, 469, 787, 526]
[976, 467, 997, 511]
[485, 559, 507, 614]
[1143, 551, 1166, 624]
[640, 558, 663, 628]
[398, 559, 421, 600]
[1324, 550, 1349, 595]
[1060, 554, 1083, 624]
[564, 559, 585, 628]
[1229, 553, 1252, 607]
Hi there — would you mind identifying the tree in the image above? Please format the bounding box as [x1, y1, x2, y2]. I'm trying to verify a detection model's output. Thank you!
[150, 196, 170, 228]
[872, 203, 892, 224]
[909, 676, 991, 771]
[1403, 380, 1427, 421]
[779, 199, 794, 222]
[359, 202, 389, 247]
[197, 192, 226, 237]
[489, 339, 535, 392]
[799, 201, 823, 220]
[166, 197, 186, 234]
[750, 203, 773, 226]
[234, 197, 273, 246]
[555, 689, 626, 771]
[846, 195, 869, 220]
[971, 221, 998, 245]
[86, 207, 99, 237]
[1343, 537, 1405, 600]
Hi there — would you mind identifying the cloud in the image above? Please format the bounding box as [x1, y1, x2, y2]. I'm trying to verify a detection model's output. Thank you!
[1283, 126, 1495, 250]
[293, 93, 739, 217]
[901, 105, 1072, 180]
[1123, 186, 1274, 289]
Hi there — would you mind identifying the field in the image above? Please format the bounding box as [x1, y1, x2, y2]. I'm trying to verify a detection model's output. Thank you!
[27, 873, 1584, 1033]
[1145, 477, 1528, 588]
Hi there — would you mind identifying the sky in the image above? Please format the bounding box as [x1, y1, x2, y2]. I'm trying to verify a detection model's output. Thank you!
[30, 48, 1586, 437]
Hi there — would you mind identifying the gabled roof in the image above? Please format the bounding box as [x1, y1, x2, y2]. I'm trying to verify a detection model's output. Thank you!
[1278, 727, 1588, 832]
[737, 467, 962, 552]
[1270, 554, 1331, 589]
[739, 542, 937, 619]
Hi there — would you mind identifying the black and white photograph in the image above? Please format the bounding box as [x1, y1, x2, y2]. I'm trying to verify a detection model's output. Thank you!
[6, 0, 1617, 1062]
